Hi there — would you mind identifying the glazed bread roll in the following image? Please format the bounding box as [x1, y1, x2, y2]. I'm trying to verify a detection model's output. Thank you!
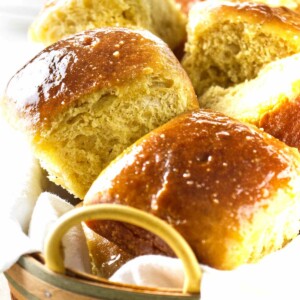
[182, 1, 300, 96]
[82, 224, 133, 278]
[84, 109, 300, 270]
[1, 28, 198, 200]
[201, 53, 300, 151]
[29, 0, 186, 50]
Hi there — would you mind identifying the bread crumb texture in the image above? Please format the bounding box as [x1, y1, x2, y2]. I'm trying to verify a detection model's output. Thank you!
[29, 0, 187, 50]
[182, 2, 300, 96]
[2, 28, 198, 199]
[37, 81, 196, 199]
[201, 53, 300, 150]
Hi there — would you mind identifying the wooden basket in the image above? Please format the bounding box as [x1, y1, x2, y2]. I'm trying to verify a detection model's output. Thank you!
[5, 204, 202, 300]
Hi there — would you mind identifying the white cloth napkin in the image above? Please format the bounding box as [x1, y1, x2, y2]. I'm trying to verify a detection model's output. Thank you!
[110, 255, 185, 289]
[28, 192, 91, 273]
[111, 236, 300, 299]
[0, 122, 91, 274]
[0, 120, 42, 271]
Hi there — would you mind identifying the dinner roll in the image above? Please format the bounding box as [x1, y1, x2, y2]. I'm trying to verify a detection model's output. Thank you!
[1, 28, 198, 200]
[84, 109, 300, 270]
[82, 223, 133, 278]
[201, 53, 300, 151]
[29, 0, 186, 50]
[181, 1, 300, 96]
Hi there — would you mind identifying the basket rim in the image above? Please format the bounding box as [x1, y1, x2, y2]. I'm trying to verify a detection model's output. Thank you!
[13, 253, 200, 299]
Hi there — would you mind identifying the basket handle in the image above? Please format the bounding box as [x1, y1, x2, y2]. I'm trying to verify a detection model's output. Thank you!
[44, 204, 201, 294]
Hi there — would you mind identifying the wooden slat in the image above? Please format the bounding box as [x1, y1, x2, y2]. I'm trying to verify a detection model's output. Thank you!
[6, 271, 39, 300]
[5, 256, 199, 300]
[5, 263, 101, 300]
[7, 282, 27, 300]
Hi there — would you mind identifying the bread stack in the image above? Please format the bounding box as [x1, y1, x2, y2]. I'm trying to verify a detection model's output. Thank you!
[2, 0, 300, 279]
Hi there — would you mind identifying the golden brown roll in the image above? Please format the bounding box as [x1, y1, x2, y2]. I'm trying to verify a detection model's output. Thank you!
[29, 0, 186, 50]
[181, 1, 300, 96]
[200, 53, 300, 152]
[82, 224, 133, 278]
[84, 109, 300, 270]
[1, 28, 198, 200]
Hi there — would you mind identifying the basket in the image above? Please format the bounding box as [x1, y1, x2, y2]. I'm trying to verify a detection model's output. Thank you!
[4, 204, 202, 300]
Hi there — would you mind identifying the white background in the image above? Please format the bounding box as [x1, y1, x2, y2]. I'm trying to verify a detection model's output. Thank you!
[0, 1, 43, 298]
[0, 0, 43, 94]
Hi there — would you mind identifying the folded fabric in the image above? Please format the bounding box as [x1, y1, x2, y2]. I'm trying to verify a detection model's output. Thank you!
[111, 236, 300, 300]
[110, 255, 185, 289]
[0, 119, 91, 274]
[0, 120, 42, 271]
[0, 217, 37, 272]
[0, 119, 44, 232]
[28, 192, 91, 273]
[0, 190, 92, 274]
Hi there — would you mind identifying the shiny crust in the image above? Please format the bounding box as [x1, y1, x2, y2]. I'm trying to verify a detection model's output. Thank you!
[259, 96, 300, 149]
[3, 28, 183, 131]
[193, 1, 300, 34]
[84, 109, 300, 268]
